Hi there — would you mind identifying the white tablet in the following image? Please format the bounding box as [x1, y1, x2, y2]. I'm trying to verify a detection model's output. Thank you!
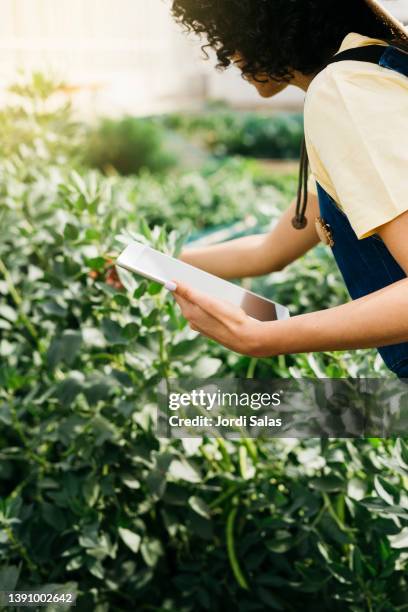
[116, 241, 289, 322]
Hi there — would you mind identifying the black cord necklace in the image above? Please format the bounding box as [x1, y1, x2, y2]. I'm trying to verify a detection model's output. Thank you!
[291, 135, 309, 229]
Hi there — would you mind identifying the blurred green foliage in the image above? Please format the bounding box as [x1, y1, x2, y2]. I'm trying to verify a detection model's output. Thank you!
[0, 72, 84, 168]
[161, 107, 304, 159]
[84, 116, 177, 176]
[84, 107, 303, 178]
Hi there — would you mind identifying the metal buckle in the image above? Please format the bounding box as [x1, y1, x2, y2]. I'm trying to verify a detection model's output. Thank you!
[315, 217, 335, 247]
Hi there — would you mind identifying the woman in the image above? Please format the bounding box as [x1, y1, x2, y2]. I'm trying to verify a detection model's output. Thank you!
[168, 0, 408, 377]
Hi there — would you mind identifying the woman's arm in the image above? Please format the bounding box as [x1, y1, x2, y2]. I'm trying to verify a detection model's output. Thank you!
[275, 211, 408, 355]
[180, 191, 320, 279]
[258, 277, 408, 357]
[171, 210, 408, 358]
[172, 277, 408, 358]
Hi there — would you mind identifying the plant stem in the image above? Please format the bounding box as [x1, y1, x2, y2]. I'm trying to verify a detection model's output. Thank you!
[246, 357, 258, 379]
[322, 492, 352, 534]
[226, 506, 249, 590]
[8, 398, 49, 469]
[2, 523, 37, 573]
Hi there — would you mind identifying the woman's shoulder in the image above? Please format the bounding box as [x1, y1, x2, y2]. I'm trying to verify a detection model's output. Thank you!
[305, 37, 408, 126]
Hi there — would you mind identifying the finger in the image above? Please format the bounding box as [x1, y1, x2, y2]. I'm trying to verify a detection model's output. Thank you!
[173, 294, 199, 319]
[172, 281, 243, 324]
[188, 313, 232, 343]
[174, 292, 227, 334]
[174, 295, 219, 333]
[184, 309, 250, 354]
[173, 284, 248, 346]
[173, 294, 188, 309]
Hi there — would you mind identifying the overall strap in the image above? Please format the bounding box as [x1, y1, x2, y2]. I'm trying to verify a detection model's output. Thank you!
[327, 44, 387, 66]
[292, 44, 397, 230]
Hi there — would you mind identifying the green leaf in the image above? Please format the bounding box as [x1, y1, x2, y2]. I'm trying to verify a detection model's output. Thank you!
[121, 475, 140, 490]
[0, 565, 21, 591]
[64, 223, 79, 241]
[113, 293, 129, 307]
[82, 479, 100, 507]
[169, 459, 201, 483]
[87, 256, 106, 271]
[134, 281, 148, 298]
[374, 475, 399, 506]
[70, 170, 88, 198]
[147, 281, 163, 296]
[140, 538, 163, 567]
[328, 561, 354, 584]
[41, 301, 67, 318]
[85, 228, 101, 241]
[90, 415, 117, 445]
[360, 498, 408, 520]
[266, 530, 294, 554]
[123, 323, 139, 340]
[41, 502, 67, 531]
[139, 219, 152, 240]
[66, 556, 82, 572]
[56, 373, 84, 406]
[310, 476, 344, 492]
[87, 558, 105, 580]
[389, 528, 408, 550]
[0, 367, 26, 391]
[347, 478, 366, 501]
[118, 528, 141, 554]
[84, 382, 112, 406]
[143, 308, 159, 327]
[63, 330, 83, 359]
[146, 469, 167, 498]
[192, 356, 222, 377]
[47, 330, 82, 369]
[0, 304, 17, 322]
[395, 439, 408, 470]
[188, 496, 211, 519]
[101, 318, 128, 345]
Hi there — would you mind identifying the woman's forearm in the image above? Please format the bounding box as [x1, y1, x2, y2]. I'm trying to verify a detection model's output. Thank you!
[261, 278, 408, 357]
[180, 233, 272, 279]
[180, 192, 320, 279]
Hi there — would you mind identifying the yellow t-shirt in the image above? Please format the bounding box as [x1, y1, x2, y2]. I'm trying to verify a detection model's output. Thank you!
[305, 32, 408, 239]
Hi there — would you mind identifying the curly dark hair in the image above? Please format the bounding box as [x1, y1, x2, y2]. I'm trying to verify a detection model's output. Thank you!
[171, 0, 396, 83]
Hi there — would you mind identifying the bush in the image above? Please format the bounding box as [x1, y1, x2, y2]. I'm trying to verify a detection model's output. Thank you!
[161, 110, 304, 159]
[0, 72, 84, 169]
[124, 158, 287, 231]
[85, 117, 177, 176]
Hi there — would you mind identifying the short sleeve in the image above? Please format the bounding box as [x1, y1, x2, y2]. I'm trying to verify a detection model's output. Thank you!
[307, 173, 318, 196]
[304, 61, 408, 239]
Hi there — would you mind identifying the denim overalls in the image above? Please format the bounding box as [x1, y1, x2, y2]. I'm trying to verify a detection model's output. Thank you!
[314, 44, 408, 377]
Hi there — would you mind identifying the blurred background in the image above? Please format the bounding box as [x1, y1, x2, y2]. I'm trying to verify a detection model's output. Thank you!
[0, 0, 299, 115]
[1, 0, 406, 116]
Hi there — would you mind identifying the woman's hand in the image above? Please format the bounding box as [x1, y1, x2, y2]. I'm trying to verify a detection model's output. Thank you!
[169, 281, 272, 358]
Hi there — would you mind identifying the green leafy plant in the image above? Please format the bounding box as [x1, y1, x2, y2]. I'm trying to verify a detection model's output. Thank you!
[161, 109, 304, 159]
[85, 116, 177, 176]
[0, 74, 406, 611]
[0, 72, 84, 170]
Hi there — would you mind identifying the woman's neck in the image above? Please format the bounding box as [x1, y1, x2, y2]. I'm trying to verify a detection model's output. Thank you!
[291, 70, 320, 92]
